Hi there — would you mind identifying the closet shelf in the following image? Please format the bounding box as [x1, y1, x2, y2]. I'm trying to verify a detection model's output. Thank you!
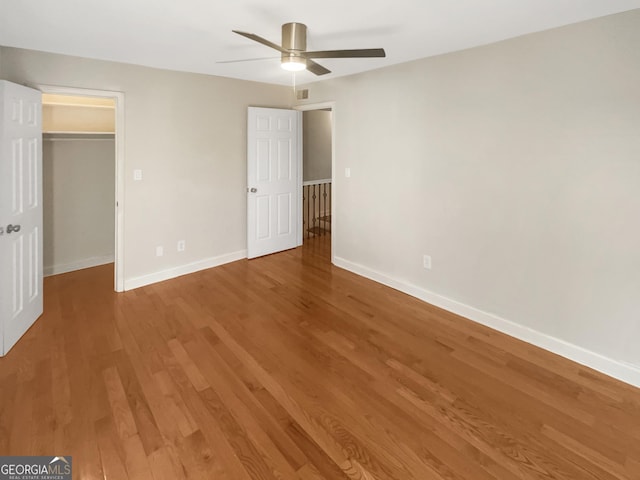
[43, 131, 115, 135]
[43, 132, 115, 141]
[43, 102, 115, 109]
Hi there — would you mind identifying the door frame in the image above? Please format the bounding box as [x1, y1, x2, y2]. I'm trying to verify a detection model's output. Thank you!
[294, 101, 336, 263]
[37, 84, 126, 292]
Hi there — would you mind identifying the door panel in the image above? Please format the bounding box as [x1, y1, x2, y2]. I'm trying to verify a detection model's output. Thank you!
[256, 195, 271, 240]
[247, 107, 300, 259]
[277, 193, 292, 235]
[277, 139, 292, 180]
[1, 80, 43, 356]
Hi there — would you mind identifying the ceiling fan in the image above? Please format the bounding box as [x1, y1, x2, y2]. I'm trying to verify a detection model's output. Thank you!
[227, 22, 386, 76]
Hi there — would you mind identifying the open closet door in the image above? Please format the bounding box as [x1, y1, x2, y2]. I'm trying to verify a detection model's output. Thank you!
[247, 107, 301, 259]
[0, 80, 43, 356]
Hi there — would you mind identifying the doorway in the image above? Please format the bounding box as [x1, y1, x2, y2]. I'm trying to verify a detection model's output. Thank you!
[297, 102, 335, 259]
[38, 85, 125, 291]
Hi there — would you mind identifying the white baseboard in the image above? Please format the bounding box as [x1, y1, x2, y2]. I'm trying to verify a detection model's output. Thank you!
[333, 256, 640, 389]
[124, 250, 247, 291]
[44, 254, 114, 277]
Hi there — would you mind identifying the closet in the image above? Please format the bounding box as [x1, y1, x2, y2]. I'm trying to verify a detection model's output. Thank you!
[42, 94, 116, 275]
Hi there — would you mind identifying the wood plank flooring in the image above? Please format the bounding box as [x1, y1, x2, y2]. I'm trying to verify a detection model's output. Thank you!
[1, 235, 639, 479]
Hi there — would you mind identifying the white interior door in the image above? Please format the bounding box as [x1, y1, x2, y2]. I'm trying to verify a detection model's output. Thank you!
[247, 107, 301, 259]
[0, 80, 43, 356]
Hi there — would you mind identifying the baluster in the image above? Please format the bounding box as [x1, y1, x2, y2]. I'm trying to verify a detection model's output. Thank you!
[307, 185, 310, 239]
[312, 184, 317, 235]
[322, 183, 327, 236]
[303, 185, 306, 239]
[328, 182, 331, 234]
[310, 185, 312, 237]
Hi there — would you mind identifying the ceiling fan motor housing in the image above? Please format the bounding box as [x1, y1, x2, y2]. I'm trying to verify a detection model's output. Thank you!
[282, 22, 307, 63]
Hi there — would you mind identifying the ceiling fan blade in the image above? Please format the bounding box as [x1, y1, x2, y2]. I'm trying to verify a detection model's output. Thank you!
[216, 56, 280, 64]
[232, 30, 287, 53]
[304, 48, 386, 59]
[306, 60, 331, 76]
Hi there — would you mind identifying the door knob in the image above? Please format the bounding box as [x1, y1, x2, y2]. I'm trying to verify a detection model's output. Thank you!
[249, 188, 258, 193]
[6, 224, 21, 234]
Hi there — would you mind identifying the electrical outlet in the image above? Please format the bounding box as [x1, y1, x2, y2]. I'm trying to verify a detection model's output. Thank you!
[177, 240, 185, 252]
[423, 255, 432, 270]
[156, 246, 163, 257]
[345, 167, 351, 178]
[134, 169, 143, 181]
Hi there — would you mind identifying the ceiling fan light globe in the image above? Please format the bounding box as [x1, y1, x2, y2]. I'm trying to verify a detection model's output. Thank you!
[281, 57, 307, 72]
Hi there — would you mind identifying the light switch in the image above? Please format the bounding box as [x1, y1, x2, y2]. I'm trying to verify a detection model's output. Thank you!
[134, 169, 143, 181]
[345, 167, 351, 178]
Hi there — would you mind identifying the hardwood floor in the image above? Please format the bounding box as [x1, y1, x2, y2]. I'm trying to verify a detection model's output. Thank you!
[1, 235, 639, 479]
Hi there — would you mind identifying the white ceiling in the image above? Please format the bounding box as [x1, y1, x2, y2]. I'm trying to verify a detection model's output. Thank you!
[1, 0, 640, 86]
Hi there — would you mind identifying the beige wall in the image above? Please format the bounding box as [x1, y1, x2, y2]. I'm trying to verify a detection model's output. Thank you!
[43, 136, 115, 274]
[303, 110, 332, 181]
[0, 46, 291, 286]
[298, 10, 640, 377]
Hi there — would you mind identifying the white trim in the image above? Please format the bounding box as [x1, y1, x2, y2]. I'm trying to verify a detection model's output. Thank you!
[303, 178, 332, 186]
[334, 256, 640, 389]
[295, 101, 336, 263]
[124, 250, 247, 291]
[297, 110, 303, 247]
[36, 85, 126, 292]
[114, 92, 126, 291]
[44, 255, 115, 277]
[295, 101, 335, 111]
